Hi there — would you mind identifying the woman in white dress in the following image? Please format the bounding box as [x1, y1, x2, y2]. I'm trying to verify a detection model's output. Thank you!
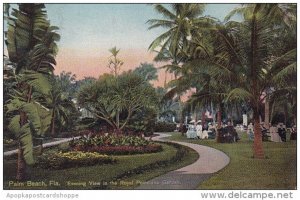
[196, 122, 203, 139]
[269, 124, 282, 142]
[247, 123, 254, 141]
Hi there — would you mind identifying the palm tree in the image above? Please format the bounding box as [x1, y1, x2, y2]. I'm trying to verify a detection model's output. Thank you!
[5, 3, 60, 179]
[41, 79, 78, 136]
[148, 4, 205, 58]
[202, 4, 296, 158]
[148, 4, 220, 133]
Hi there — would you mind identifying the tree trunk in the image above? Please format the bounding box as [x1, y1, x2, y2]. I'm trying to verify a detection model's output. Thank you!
[201, 110, 205, 127]
[211, 102, 215, 124]
[264, 96, 270, 129]
[116, 110, 120, 134]
[230, 105, 234, 124]
[178, 101, 185, 136]
[253, 110, 264, 159]
[16, 110, 28, 181]
[16, 144, 26, 181]
[270, 99, 275, 124]
[216, 103, 222, 143]
[194, 110, 198, 127]
[284, 104, 288, 125]
[51, 110, 55, 136]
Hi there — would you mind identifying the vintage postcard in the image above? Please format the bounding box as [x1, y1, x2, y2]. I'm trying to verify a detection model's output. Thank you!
[2, 2, 297, 197]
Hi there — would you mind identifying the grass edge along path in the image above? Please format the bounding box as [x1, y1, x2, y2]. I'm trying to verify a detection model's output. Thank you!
[168, 132, 296, 189]
[102, 141, 199, 189]
[3, 141, 198, 190]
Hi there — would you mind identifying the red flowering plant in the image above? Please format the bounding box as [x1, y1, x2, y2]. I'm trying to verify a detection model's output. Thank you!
[69, 135, 162, 155]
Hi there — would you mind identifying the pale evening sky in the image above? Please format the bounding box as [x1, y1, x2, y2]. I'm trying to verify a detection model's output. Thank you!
[5, 4, 240, 86]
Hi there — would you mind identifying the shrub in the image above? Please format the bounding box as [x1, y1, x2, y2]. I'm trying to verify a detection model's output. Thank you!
[70, 135, 150, 147]
[69, 135, 162, 155]
[37, 151, 116, 169]
[154, 121, 176, 132]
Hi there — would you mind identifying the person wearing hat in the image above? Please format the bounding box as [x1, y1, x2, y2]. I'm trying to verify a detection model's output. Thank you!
[196, 120, 203, 139]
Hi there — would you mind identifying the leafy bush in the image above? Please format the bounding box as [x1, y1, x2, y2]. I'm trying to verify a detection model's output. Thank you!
[37, 151, 116, 169]
[126, 107, 157, 136]
[69, 135, 162, 155]
[154, 122, 176, 132]
[70, 135, 150, 147]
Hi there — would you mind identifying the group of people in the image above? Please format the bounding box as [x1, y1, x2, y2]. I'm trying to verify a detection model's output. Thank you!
[247, 122, 297, 142]
[185, 121, 240, 143]
[217, 122, 240, 143]
[183, 120, 296, 143]
[184, 121, 216, 139]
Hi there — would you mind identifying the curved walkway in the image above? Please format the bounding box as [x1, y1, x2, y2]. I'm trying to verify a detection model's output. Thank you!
[136, 133, 230, 189]
[4, 137, 80, 157]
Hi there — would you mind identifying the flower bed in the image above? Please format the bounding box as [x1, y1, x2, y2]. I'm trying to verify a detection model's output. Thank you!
[37, 151, 116, 169]
[69, 135, 162, 155]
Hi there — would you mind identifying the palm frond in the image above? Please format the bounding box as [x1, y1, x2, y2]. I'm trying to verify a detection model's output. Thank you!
[226, 88, 253, 102]
[153, 4, 176, 20]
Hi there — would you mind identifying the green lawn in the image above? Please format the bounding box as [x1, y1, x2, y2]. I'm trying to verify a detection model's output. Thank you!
[3, 142, 198, 190]
[168, 131, 296, 189]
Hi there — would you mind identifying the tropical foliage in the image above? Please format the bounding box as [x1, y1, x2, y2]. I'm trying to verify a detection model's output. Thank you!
[5, 3, 60, 179]
[107, 46, 124, 76]
[37, 151, 116, 169]
[132, 62, 158, 82]
[69, 135, 162, 155]
[77, 72, 159, 132]
[148, 3, 296, 158]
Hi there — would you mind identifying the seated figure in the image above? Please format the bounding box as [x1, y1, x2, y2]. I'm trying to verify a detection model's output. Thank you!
[269, 124, 282, 142]
[227, 122, 240, 142]
[186, 124, 197, 139]
[202, 130, 209, 139]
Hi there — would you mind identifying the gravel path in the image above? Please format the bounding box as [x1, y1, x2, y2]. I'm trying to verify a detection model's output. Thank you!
[136, 133, 230, 189]
[4, 137, 80, 157]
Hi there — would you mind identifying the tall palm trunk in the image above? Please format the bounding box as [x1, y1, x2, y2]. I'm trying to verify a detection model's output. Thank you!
[179, 101, 184, 136]
[284, 104, 288, 125]
[270, 99, 275, 124]
[211, 102, 215, 124]
[253, 109, 264, 159]
[264, 96, 270, 129]
[194, 110, 198, 127]
[201, 110, 205, 127]
[250, 5, 264, 159]
[216, 103, 222, 143]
